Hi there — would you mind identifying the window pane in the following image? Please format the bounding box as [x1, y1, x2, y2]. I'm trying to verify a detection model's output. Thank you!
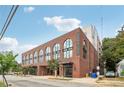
[83, 40, 87, 59]
[39, 49, 43, 63]
[64, 39, 73, 58]
[53, 44, 60, 60]
[46, 47, 51, 61]
[34, 52, 38, 64]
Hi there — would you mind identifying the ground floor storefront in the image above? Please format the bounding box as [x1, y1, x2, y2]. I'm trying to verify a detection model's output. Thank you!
[37, 63, 73, 77]
[23, 63, 97, 78]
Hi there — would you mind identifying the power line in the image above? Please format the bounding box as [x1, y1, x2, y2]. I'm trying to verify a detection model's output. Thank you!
[0, 5, 19, 40]
[0, 5, 14, 36]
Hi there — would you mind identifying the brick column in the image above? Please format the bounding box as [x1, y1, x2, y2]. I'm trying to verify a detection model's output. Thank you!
[37, 66, 41, 76]
[59, 64, 64, 77]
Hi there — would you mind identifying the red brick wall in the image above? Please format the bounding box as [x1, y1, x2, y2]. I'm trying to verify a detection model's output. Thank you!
[22, 28, 99, 78]
[78, 28, 99, 77]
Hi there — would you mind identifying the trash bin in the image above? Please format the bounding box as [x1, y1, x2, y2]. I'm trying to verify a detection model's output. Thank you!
[91, 73, 97, 78]
[86, 73, 89, 77]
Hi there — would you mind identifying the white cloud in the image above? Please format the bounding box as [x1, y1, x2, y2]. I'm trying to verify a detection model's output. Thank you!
[44, 16, 81, 32]
[0, 37, 37, 63]
[24, 6, 35, 13]
[0, 37, 18, 51]
[16, 44, 37, 63]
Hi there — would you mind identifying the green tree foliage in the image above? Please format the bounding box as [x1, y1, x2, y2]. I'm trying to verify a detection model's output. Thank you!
[48, 59, 59, 77]
[12, 63, 22, 72]
[0, 51, 18, 87]
[22, 67, 29, 75]
[29, 67, 37, 75]
[102, 31, 124, 72]
[21, 67, 37, 75]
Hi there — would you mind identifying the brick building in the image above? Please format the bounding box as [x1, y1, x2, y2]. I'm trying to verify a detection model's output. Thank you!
[22, 27, 99, 78]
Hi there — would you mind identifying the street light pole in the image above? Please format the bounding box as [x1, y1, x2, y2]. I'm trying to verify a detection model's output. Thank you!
[104, 61, 106, 76]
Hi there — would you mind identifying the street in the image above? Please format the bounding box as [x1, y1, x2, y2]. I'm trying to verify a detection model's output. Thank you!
[8, 80, 57, 87]
[0, 75, 96, 87]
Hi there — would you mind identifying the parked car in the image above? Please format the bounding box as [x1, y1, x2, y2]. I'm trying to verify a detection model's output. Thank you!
[105, 71, 115, 77]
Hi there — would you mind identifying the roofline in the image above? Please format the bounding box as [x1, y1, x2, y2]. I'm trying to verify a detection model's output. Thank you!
[22, 27, 81, 55]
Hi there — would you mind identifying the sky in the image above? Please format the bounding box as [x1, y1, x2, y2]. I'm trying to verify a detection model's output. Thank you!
[0, 5, 124, 63]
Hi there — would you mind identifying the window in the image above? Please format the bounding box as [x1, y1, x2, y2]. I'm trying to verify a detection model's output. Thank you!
[39, 49, 43, 63]
[45, 47, 51, 61]
[29, 54, 33, 64]
[34, 51, 38, 64]
[25, 55, 28, 64]
[53, 43, 60, 59]
[83, 40, 87, 59]
[28, 55, 30, 64]
[22, 56, 24, 64]
[64, 39, 73, 58]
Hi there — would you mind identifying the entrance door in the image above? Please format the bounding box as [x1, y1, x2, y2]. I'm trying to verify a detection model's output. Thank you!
[63, 64, 72, 77]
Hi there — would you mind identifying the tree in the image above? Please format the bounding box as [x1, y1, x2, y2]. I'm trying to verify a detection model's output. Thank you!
[22, 67, 29, 76]
[48, 59, 59, 77]
[102, 38, 116, 71]
[12, 63, 23, 75]
[102, 31, 124, 72]
[29, 67, 37, 75]
[0, 51, 18, 87]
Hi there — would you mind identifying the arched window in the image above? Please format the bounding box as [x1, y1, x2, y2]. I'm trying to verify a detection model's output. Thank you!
[64, 39, 73, 58]
[26, 55, 28, 64]
[28, 55, 30, 64]
[34, 51, 38, 64]
[22, 56, 25, 65]
[83, 40, 87, 59]
[29, 54, 33, 64]
[45, 47, 51, 61]
[39, 49, 43, 63]
[53, 43, 60, 59]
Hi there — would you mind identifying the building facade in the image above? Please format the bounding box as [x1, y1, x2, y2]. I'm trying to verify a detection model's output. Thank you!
[81, 25, 102, 72]
[22, 28, 99, 78]
[81, 25, 102, 54]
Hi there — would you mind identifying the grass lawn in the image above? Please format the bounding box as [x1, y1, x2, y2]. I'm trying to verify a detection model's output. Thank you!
[0, 81, 6, 87]
[117, 77, 124, 81]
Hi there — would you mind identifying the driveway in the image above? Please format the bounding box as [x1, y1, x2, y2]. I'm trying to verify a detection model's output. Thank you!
[0, 75, 96, 87]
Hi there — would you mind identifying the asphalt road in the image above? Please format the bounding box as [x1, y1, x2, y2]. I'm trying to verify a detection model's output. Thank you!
[0, 75, 96, 87]
[8, 80, 57, 87]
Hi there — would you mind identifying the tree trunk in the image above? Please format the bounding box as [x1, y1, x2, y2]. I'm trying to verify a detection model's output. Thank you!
[2, 74, 8, 87]
[2, 70, 8, 87]
[55, 70, 57, 78]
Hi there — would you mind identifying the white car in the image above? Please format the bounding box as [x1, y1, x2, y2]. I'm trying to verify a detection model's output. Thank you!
[105, 71, 115, 77]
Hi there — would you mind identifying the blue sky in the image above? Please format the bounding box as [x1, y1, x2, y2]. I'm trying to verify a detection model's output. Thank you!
[0, 5, 124, 62]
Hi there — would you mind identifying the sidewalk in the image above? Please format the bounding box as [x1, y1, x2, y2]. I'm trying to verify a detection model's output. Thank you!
[69, 78, 97, 85]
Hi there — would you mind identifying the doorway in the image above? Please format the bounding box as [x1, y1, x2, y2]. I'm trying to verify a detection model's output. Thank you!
[63, 63, 73, 77]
